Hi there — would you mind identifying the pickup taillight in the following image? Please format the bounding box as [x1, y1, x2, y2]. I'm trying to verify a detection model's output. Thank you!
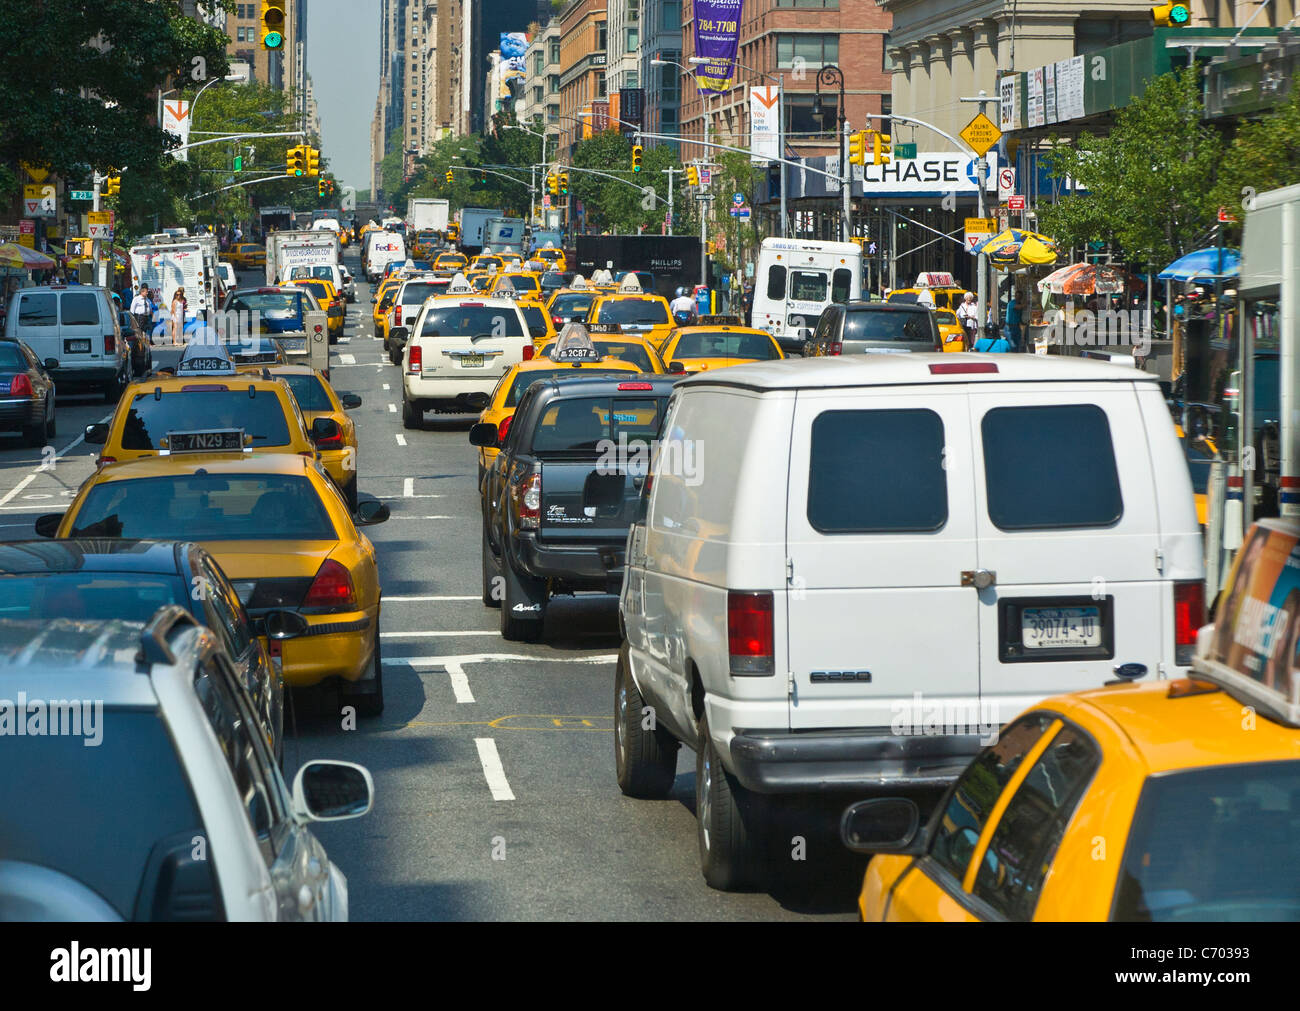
[394, 305, 403, 326]
[514, 472, 542, 530]
[408, 345, 422, 374]
[1174, 580, 1205, 666]
[728, 591, 774, 675]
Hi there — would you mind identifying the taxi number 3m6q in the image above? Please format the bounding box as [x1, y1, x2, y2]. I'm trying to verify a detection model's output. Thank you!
[1022, 606, 1101, 649]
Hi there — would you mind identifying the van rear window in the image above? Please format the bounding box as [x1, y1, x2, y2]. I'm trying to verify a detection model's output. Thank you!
[17, 293, 57, 327]
[982, 405, 1123, 530]
[61, 292, 101, 326]
[808, 409, 947, 532]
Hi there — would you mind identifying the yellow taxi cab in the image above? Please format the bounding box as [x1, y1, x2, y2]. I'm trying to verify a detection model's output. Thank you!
[372, 277, 403, 341]
[499, 253, 523, 271]
[267, 363, 363, 509]
[887, 272, 967, 313]
[434, 251, 469, 273]
[82, 343, 319, 466]
[472, 327, 643, 483]
[224, 243, 265, 269]
[545, 280, 598, 328]
[45, 450, 391, 714]
[290, 277, 345, 338]
[655, 318, 783, 374]
[413, 230, 440, 258]
[1176, 423, 1218, 527]
[531, 246, 566, 272]
[467, 271, 493, 293]
[470, 253, 504, 274]
[518, 302, 558, 349]
[446, 222, 461, 244]
[542, 326, 665, 373]
[585, 278, 674, 347]
[935, 309, 965, 352]
[337, 229, 350, 249]
[490, 271, 545, 303]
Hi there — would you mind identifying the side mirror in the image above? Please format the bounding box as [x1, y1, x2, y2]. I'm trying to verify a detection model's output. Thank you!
[668, 361, 686, 374]
[340, 393, 362, 410]
[388, 326, 408, 345]
[262, 609, 309, 640]
[354, 499, 390, 525]
[369, 296, 377, 304]
[584, 470, 626, 510]
[44, 358, 60, 371]
[840, 798, 925, 855]
[35, 513, 64, 538]
[468, 422, 499, 447]
[310, 417, 342, 443]
[84, 422, 109, 445]
[291, 760, 374, 822]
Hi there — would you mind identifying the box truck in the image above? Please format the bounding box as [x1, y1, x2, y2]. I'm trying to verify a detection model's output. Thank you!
[265, 229, 340, 285]
[407, 198, 450, 234]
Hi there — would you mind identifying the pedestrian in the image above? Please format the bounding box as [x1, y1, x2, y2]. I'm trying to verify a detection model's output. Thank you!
[1003, 291, 1022, 349]
[129, 284, 153, 338]
[234, 224, 244, 244]
[956, 291, 979, 347]
[170, 287, 187, 345]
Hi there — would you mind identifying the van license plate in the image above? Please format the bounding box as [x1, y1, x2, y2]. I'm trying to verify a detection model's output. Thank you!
[66, 339, 91, 353]
[1021, 607, 1102, 649]
[459, 354, 485, 367]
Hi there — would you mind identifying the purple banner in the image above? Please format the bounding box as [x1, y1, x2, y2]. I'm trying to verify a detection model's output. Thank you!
[693, 0, 744, 95]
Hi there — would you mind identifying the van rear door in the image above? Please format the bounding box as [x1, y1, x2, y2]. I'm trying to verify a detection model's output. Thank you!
[967, 383, 1165, 720]
[785, 388, 980, 730]
[58, 289, 110, 368]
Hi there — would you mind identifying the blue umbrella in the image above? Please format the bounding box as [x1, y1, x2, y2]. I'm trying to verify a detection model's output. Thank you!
[1157, 247, 1240, 282]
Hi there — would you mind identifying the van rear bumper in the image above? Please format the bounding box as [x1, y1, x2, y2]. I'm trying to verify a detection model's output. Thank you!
[45, 364, 119, 387]
[728, 728, 984, 794]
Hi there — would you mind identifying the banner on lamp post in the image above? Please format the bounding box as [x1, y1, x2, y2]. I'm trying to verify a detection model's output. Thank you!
[693, 0, 745, 94]
[163, 100, 191, 162]
[750, 85, 779, 164]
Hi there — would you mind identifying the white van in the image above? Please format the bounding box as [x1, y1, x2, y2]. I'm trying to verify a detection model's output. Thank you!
[2, 285, 128, 401]
[615, 353, 1204, 889]
[750, 237, 862, 354]
[364, 231, 407, 282]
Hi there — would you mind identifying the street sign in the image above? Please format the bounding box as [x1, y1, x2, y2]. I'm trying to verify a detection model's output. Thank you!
[730, 205, 751, 219]
[960, 112, 1002, 157]
[88, 210, 115, 241]
[732, 192, 744, 205]
[18, 220, 35, 249]
[700, 168, 712, 185]
[23, 184, 56, 217]
[964, 217, 996, 253]
[997, 166, 1016, 201]
[70, 190, 94, 202]
[21, 162, 49, 183]
[893, 143, 917, 160]
[1008, 195, 1026, 211]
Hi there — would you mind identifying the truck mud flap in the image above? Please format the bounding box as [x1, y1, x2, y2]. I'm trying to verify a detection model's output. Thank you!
[504, 557, 547, 622]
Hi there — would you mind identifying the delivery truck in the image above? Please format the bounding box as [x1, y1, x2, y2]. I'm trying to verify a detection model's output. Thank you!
[265, 229, 340, 285]
[458, 207, 503, 256]
[407, 198, 450, 234]
[485, 216, 526, 256]
[130, 235, 221, 316]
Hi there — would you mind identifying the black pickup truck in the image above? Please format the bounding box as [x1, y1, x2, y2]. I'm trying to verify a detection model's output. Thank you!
[471, 372, 681, 641]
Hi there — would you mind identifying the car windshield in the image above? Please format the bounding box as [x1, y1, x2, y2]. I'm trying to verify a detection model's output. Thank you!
[672, 331, 778, 360]
[118, 390, 292, 450]
[280, 372, 333, 413]
[843, 309, 933, 342]
[71, 474, 337, 541]
[597, 299, 669, 325]
[227, 292, 307, 332]
[0, 574, 185, 622]
[551, 293, 594, 317]
[419, 305, 523, 338]
[531, 395, 667, 456]
[1113, 760, 1300, 922]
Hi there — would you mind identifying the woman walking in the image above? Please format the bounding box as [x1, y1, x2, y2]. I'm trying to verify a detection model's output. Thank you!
[169, 287, 187, 345]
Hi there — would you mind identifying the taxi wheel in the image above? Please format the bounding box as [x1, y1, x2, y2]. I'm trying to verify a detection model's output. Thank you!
[696, 713, 764, 891]
[615, 642, 678, 798]
[347, 622, 384, 718]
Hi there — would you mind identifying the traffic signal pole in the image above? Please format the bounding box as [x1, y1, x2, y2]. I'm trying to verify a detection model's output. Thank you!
[92, 172, 103, 288]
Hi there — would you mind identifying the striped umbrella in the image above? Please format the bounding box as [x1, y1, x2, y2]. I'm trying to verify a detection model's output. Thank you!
[0, 242, 56, 270]
[970, 228, 1059, 267]
[1036, 262, 1128, 296]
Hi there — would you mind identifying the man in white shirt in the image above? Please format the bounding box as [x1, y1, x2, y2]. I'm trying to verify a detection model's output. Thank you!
[129, 285, 152, 336]
[669, 287, 696, 322]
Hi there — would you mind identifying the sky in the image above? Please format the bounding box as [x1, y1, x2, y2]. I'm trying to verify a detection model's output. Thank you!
[307, 0, 380, 192]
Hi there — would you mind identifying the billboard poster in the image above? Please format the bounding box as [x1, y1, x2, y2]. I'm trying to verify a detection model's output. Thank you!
[750, 85, 779, 163]
[693, 0, 745, 94]
[499, 32, 529, 71]
[620, 88, 646, 133]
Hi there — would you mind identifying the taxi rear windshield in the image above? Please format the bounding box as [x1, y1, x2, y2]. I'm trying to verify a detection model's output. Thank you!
[120, 391, 292, 450]
[1112, 760, 1300, 922]
[70, 474, 336, 541]
[531, 396, 667, 456]
[671, 331, 777, 360]
[499, 275, 540, 292]
[280, 373, 333, 413]
[551, 293, 594, 317]
[597, 299, 669, 325]
[420, 305, 523, 338]
[540, 341, 654, 372]
[843, 309, 934, 342]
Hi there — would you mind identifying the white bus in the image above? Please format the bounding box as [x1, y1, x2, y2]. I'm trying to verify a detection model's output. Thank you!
[750, 238, 863, 352]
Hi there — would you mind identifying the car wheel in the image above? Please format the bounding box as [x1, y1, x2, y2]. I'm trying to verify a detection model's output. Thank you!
[44, 396, 55, 440]
[402, 396, 421, 430]
[499, 559, 545, 643]
[696, 712, 764, 891]
[347, 617, 384, 718]
[615, 642, 678, 798]
[481, 516, 502, 608]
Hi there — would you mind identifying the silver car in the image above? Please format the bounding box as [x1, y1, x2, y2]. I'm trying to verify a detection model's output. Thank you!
[805, 301, 941, 356]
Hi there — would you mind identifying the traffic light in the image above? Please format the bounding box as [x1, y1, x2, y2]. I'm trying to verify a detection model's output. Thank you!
[305, 146, 320, 177]
[260, 1, 286, 50]
[286, 145, 306, 177]
[445, 170, 453, 183]
[104, 175, 121, 196]
[632, 144, 643, 173]
[872, 131, 892, 166]
[686, 165, 699, 187]
[559, 172, 569, 195]
[1151, 2, 1191, 26]
[318, 178, 325, 198]
[848, 131, 868, 166]
[547, 173, 558, 196]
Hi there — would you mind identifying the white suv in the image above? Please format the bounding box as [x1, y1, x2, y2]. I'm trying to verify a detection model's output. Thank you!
[399, 292, 531, 426]
[615, 353, 1204, 889]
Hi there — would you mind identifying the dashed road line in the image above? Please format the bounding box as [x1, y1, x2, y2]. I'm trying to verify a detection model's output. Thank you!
[445, 662, 475, 703]
[339, 353, 357, 365]
[388, 403, 396, 413]
[474, 738, 515, 801]
[384, 595, 480, 601]
[0, 415, 108, 507]
[395, 433, 407, 446]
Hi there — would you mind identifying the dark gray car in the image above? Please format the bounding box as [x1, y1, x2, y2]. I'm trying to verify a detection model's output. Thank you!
[805, 301, 940, 356]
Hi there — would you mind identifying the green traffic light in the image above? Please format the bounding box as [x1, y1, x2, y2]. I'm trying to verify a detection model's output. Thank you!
[266, 31, 284, 49]
[1170, 4, 1190, 24]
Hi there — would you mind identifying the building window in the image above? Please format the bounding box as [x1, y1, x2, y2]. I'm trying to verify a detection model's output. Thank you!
[596, 22, 607, 51]
[533, 86, 544, 104]
[597, 74, 608, 99]
[659, 63, 680, 103]
[784, 94, 833, 138]
[549, 40, 561, 65]
[626, 28, 638, 53]
[548, 74, 560, 94]
[776, 33, 839, 70]
[881, 94, 892, 119]
[661, 0, 681, 30]
[629, 0, 640, 20]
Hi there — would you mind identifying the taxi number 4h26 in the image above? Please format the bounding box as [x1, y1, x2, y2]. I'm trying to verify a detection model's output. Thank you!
[1023, 606, 1101, 649]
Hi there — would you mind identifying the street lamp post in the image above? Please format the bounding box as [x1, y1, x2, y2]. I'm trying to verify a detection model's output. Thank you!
[812, 65, 850, 243]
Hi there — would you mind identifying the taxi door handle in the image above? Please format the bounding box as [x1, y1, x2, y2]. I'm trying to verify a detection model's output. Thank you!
[961, 569, 996, 589]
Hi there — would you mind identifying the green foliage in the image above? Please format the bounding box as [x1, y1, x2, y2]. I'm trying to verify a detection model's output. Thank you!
[0, 0, 232, 179]
[1207, 87, 1300, 238]
[570, 131, 684, 233]
[1037, 67, 1222, 270]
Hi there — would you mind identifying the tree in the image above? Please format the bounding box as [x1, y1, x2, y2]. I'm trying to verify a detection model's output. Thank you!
[1036, 67, 1223, 271]
[570, 130, 684, 234]
[0, 0, 232, 203]
[1208, 87, 1300, 237]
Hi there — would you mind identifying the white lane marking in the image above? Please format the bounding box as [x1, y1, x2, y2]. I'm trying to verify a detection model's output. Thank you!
[389, 515, 455, 520]
[474, 739, 515, 801]
[388, 403, 396, 413]
[0, 475, 37, 509]
[338, 353, 357, 364]
[384, 595, 479, 601]
[395, 434, 407, 446]
[380, 630, 498, 638]
[445, 662, 475, 703]
[382, 383, 390, 391]
[403, 477, 414, 497]
[383, 652, 616, 666]
[0, 415, 107, 507]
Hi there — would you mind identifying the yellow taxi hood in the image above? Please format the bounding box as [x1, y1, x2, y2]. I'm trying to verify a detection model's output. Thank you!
[200, 540, 339, 580]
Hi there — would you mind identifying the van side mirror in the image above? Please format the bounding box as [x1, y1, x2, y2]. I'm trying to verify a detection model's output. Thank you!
[84, 423, 109, 445]
[468, 422, 499, 447]
[292, 761, 374, 821]
[35, 513, 64, 538]
[840, 798, 925, 855]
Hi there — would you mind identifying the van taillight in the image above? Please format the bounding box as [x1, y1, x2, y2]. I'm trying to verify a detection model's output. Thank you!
[1174, 580, 1205, 665]
[303, 559, 357, 611]
[104, 334, 115, 354]
[514, 472, 541, 529]
[408, 345, 422, 374]
[522, 345, 535, 361]
[828, 342, 843, 356]
[728, 591, 774, 674]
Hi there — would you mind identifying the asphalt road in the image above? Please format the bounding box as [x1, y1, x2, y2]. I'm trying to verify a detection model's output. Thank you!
[0, 250, 863, 921]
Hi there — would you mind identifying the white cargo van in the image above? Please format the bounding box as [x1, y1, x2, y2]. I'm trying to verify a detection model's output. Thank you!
[2, 285, 128, 401]
[363, 231, 406, 282]
[750, 237, 862, 354]
[615, 354, 1205, 889]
